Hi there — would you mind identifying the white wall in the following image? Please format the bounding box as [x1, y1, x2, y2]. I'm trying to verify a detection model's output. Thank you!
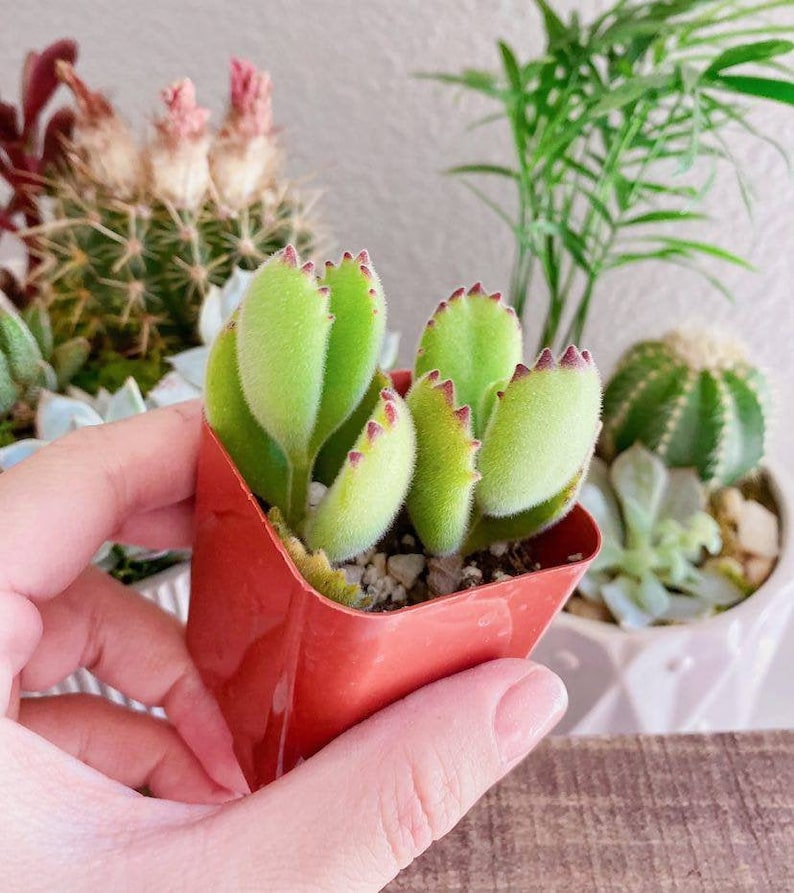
[2, 0, 793, 463]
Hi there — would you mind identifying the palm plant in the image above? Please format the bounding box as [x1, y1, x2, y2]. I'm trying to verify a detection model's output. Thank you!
[428, 0, 794, 354]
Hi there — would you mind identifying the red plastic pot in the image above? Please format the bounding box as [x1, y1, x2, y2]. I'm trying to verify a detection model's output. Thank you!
[186, 374, 601, 791]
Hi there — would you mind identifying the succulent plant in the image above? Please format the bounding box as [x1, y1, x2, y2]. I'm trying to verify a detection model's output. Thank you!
[205, 245, 416, 565]
[20, 56, 316, 384]
[579, 443, 745, 628]
[406, 287, 602, 556]
[0, 298, 89, 439]
[600, 330, 768, 488]
[207, 245, 602, 611]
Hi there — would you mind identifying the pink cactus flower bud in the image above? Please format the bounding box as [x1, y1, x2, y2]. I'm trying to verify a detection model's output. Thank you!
[147, 78, 211, 210]
[56, 61, 142, 198]
[209, 58, 280, 210]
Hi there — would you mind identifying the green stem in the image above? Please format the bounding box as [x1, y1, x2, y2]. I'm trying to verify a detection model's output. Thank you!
[286, 456, 312, 532]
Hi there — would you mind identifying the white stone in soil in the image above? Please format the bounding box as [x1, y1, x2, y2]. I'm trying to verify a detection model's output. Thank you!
[387, 553, 426, 589]
[355, 547, 376, 567]
[372, 552, 388, 576]
[736, 500, 779, 559]
[401, 533, 417, 548]
[391, 583, 408, 604]
[342, 564, 365, 586]
[461, 565, 483, 585]
[489, 541, 509, 557]
[492, 570, 513, 581]
[308, 481, 328, 510]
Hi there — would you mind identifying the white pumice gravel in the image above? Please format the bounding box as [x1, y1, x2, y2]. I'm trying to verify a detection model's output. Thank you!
[308, 481, 328, 509]
[387, 553, 426, 589]
[489, 541, 509, 557]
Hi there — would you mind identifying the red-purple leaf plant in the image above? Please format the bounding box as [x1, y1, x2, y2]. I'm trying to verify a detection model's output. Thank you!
[0, 39, 77, 298]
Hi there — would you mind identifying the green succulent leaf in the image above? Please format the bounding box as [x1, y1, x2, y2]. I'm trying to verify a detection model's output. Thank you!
[305, 388, 416, 563]
[52, 337, 90, 389]
[0, 307, 43, 386]
[476, 348, 601, 517]
[311, 252, 387, 451]
[314, 369, 391, 487]
[22, 303, 54, 358]
[414, 287, 522, 437]
[236, 246, 332, 461]
[0, 352, 16, 416]
[609, 443, 669, 547]
[406, 371, 481, 556]
[268, 508, 363, 608]
[462, 466, 584, 555]
[205, 317, 289, 508]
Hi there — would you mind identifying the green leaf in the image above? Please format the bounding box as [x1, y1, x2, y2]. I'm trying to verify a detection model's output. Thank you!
[406, 371, 480, 556]
[499, 40, 523, 92]
[305, 389, 416, 563]
[205, 317, 289, 508]
[0, 307, 43, 387]
[591, 73, 672, 113]
[0, 352, 16, 416]
[237, 248, 332, 461]
[414, 289, 523, 438]
[462, 467, 584, 555]
[716, 74, 794, 106]
[52, 337, 90, 389]
[476, 352, 601, 518]
[650, 237, 754, 269]
[313, 369, 390, 487]
[532, 0, 569, 48]
[705, 40, 794, 76]
[622, 210, 708, 225]
[312, 252, 386, 452]
[446, 163, 519, 180]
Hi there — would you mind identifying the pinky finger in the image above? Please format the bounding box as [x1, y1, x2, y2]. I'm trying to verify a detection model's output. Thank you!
[19, 694, 240, 806]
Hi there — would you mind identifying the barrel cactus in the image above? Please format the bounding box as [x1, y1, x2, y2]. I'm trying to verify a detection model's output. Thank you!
[600, 330, 768, 488]
[24, 58, 316, 387]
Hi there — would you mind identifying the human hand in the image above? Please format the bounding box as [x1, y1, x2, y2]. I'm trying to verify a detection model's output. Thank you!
[0, 402, 567, 891]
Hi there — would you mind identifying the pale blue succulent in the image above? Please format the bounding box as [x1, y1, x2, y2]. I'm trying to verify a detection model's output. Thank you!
[579, 443, 744, 628]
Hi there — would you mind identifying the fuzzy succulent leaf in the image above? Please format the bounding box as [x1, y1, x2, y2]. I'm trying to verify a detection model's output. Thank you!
[311, 252, 386, 451]
[0, 307, 43, 386]
[205, 318, 289, 508]
[406, 371, 480, 555]
[268, 508, 363, 607]
[476, 348, 601, 518]
[236, 247, 332, 461]
[313, 369, 390, 487]
[22, 303, 54, 358]
[52, 336, 90, 389]
[414, 287, 521, 437]
[0, 353, 15, 415]
[462, 467, 584, 555]
[305, 389, 415, 563]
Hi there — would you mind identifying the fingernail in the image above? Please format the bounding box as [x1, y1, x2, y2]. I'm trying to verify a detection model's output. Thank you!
[494, 665, 567, 767]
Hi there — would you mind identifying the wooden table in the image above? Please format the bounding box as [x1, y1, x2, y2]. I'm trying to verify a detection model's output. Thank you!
[387, 731, 794, 892]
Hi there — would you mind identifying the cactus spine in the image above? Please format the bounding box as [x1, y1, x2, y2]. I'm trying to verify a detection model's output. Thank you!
[601, 330, 768, 487]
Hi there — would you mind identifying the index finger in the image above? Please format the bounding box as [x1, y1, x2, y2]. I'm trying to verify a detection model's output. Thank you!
[0, 400, 202, 602]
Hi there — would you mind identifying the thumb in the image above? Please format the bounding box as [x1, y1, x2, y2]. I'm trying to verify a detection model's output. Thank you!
[201, 658, 566, 892]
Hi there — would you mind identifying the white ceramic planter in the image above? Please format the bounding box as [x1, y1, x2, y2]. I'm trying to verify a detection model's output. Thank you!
[533, 465, 794, 735]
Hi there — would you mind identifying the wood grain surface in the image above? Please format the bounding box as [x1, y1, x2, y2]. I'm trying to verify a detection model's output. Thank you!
[386, 731, 794, 892]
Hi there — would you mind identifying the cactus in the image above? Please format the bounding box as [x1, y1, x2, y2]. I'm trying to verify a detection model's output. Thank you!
[0, 299, 89, 436]
[207, 248, 602, 609]
[578, 444, 745, 627]
[406, 287, 602, 556]
[600, 330, 768, 488]
[205, 246, 415, 565]
[24, 58, 316, 386]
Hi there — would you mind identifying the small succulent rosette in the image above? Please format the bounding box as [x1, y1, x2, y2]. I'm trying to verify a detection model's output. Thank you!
[186, 245, 602, 788]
